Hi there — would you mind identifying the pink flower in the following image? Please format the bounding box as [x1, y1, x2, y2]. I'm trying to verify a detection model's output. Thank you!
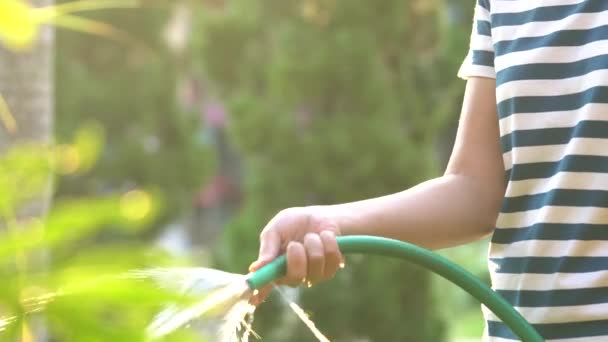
[202, 101, 228, 129]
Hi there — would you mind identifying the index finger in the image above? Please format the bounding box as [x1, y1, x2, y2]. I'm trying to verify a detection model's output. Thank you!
[249, 230, 281, 272]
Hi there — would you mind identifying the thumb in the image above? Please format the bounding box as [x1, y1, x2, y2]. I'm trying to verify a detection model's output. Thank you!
[249, 230, 280, 272]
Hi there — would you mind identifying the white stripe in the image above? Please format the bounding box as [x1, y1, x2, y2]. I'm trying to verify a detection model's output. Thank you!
[492, 11, 608, 43]
[482, 304, 608, 342]
[495, 206, 608, 229]
[476, 4, 491, 22]
[491, 0, 586, 14]
[482, 336, 595, 342]
[491, 240, 608, 258]
[458, 64, 496, 79]
[471, 34, 493, 51]
[503, 138, 608, 172]
[483, 336, 523, 342]
[506, 172, 608, 197]
[499, 103, 608, 136]
[548, 337, 606, 342]
[484, 302, 608, 324]
[496, 68, 608, 103]
[491, 270, 608, 291]
[485, 333, 606, 342]
[495, 39, 608, 72]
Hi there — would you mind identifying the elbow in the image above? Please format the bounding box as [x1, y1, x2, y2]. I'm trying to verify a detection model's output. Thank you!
[472, 176, 504, 236]
[444, 171, 505, 237]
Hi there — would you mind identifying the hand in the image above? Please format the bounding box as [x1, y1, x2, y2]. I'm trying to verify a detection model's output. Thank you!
[248, 206, 344, 304]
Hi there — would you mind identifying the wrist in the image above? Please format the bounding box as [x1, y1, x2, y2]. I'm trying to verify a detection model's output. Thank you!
[307, 203, 361, 236]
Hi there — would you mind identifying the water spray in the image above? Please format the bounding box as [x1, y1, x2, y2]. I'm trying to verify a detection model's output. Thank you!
[246, 235, 544, 342]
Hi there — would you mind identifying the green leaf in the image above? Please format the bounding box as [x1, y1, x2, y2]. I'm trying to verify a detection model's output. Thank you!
[0, 0, 141, 51]
[0, 144, 52, 215]
[0, 94, 17, 134]
[0, 193, 158, 265]
[35, 0, 138, 18]
[49, 14, 133, 45]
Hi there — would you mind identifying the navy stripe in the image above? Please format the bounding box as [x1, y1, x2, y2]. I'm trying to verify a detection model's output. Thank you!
[478, 0, 490, 11]
[488, 319, 608, 340]
[501, 189, 608, 213]
[503, 170, 511, 186]
[472, 50, 494, 67]
[508, 155, 608, 181]
[501, 120, 608, 153]
[497, 54, 608, 86]
[492, 223, 608, 243]
[495, 24, 608, 57]
[477, 20, 491, 36]
[491, 1, 608, 27]
[496, 287, 608, 307]
[498, 86, 608, 119]
[491, 256, 608, 274]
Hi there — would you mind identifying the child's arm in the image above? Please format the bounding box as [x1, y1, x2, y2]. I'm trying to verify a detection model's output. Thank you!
[333, 76, 505, 249]
[250, 77, 505, 288]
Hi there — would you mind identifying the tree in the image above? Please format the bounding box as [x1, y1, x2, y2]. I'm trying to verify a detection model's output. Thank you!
[196, 0, 474, 340]
[0, 0, 54, 217]
[0, 0, 54, 340]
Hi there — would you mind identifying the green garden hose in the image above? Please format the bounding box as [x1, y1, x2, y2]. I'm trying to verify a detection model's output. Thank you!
[246, 235, 544, 342]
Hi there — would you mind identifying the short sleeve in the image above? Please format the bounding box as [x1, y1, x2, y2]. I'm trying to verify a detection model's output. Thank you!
[458, 0, 496, 79]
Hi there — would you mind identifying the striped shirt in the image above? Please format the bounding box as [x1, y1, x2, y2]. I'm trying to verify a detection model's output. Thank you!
[458, 1, 608, 341]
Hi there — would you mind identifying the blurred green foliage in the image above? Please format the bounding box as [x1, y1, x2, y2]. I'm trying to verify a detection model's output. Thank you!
[0, 132, 207, 341]
[1, 2, 213, 340]
[0, 0, 493, 341]
[55, 1, 215, 233]
[195, 0, 480, 341]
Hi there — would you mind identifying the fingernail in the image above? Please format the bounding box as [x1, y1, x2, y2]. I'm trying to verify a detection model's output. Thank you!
[305, 232, 318, 239]
[249, 261, 259, 272]
[287, 241, 299, 251]
[320, 230, 335, 238]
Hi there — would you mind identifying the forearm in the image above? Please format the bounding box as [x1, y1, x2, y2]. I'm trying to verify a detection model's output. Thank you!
[321, 173, 503, 250]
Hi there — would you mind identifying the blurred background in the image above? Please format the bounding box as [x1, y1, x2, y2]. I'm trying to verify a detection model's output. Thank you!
[0, 0, 491, 341]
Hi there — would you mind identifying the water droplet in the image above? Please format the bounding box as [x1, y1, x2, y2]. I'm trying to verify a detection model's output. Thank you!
[306, 281, 313, 288]
[277, 288, 330, 342]
[339, 262, 345, 269]
[252, 289, 259, 296]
